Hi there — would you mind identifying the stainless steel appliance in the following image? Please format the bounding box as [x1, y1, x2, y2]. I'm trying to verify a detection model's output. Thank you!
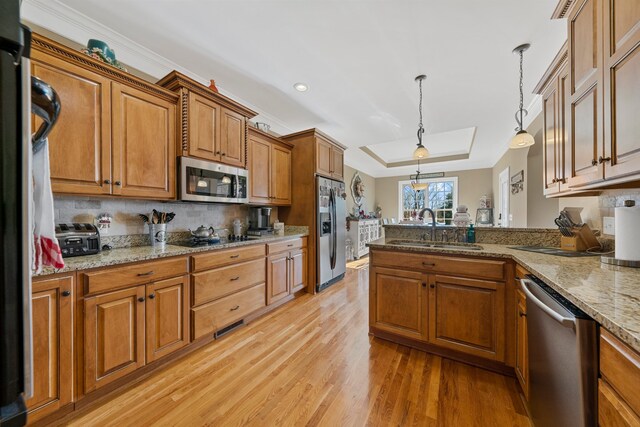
[2, 3, 60, 423]
[248, 207, 272, 232]
[317, 176, 346, 292]
[55, 223, 100, 257]
[179, 157, 248, 203]
[520, 275, 597, 427]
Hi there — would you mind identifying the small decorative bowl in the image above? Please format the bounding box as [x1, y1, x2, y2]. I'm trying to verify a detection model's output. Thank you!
[255, 122, 271, 132]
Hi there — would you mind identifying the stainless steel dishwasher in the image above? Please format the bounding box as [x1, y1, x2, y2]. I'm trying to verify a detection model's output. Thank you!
[520, 275, 597, 427]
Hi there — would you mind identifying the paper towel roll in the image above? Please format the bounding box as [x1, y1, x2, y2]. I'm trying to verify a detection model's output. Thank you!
[615, 206, 640, 261]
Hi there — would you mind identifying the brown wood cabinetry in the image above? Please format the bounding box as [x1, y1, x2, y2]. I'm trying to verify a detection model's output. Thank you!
[267, 238, 308, 304]
[514, 264, 529, 400]
[31, 33, 177, 199]
[428, 275, 505, 361]
[370, 266, 428, 341]
[247, 127, 292, 205]
[315, 135, 344, 180]
[27, 275, 74, 422]
[267, 251, 290, 304]
[157, 71, 257, 168]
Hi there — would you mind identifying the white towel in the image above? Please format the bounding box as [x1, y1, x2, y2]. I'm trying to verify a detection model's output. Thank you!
[32, 139, 64, 272]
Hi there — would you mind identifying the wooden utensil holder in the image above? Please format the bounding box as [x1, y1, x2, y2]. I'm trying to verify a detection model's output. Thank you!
[560, 224, 600, 251]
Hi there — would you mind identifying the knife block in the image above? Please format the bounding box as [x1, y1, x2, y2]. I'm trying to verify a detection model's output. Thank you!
[560, 225, 600, 251]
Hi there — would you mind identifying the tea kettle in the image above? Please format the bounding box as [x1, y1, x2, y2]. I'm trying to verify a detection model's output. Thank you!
[190, 225, 215, 238]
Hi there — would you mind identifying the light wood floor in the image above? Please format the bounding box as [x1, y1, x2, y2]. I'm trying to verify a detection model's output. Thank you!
[66, 266, 530, 427]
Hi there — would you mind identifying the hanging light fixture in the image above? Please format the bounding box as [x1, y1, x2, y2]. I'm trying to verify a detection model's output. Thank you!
[410, 159, 428, 191]
[413, 74, 430, 159]
[509, 43, 535, 149]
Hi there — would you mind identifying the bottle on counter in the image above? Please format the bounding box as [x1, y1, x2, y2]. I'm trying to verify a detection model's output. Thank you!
[467, 223, 476, 243]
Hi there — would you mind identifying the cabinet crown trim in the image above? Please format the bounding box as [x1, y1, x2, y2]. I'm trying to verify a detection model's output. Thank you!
[551, 0, 575, 19]
[533, 40, 568, 94]
[157, 70, 257, 118]
[282, 128, 348, 150]
[32, 33, 178, 103]
[248, 126, 294, 149]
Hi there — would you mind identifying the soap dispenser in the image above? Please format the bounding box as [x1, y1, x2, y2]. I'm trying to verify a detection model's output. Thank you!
[467, 223, 476, 243]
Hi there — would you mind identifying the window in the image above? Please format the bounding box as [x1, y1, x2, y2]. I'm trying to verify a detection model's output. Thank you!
[398, 177, 458, 225]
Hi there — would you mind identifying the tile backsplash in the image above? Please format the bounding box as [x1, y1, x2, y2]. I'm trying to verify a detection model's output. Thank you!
[54, 196, 278, 237]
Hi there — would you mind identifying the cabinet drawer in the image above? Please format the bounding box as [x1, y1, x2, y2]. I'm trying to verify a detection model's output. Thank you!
[267, 237, 306, 254]
[192, 258, 266, 306]
[371, 250, 505, 281]
[599, 379, 640, 427]
[191, 283, 266, 339]
[515, 264, 530, 281]
[191, 244, 266, 272]
[84, 257, 188, 295]
[600, 329, 640, 416]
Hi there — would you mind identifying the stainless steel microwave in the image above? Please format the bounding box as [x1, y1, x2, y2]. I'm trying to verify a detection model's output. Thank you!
[179, 157, 248, 203]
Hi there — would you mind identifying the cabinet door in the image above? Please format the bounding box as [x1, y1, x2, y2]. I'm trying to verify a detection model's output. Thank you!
[219, 107, 246, 167]
[32, 54, 111, 195]
[370, 267, 428, 341]
[542, 78, 560, 195]
[515, 288, 528, 400]
[84, 286, 145, 393]
[267, 252, 290, 305]
[188, 92, 220, 161]
[26, 276, 73, 422]
[428, 275, 505, 361]
[315, 138, 333, 177]
[558, 65, 573, 192]
[331, 146, 344, 180]
[603, 0, 640, 180]
[271, 144, 292, 205]
[248, 135, 271, 204]
[289, 248, 307, 294]
[568, 0, 605, 187]
[145, 275, 189, 363]
[111, 83, 176, 199]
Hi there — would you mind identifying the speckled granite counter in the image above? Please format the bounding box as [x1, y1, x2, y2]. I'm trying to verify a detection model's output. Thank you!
[368, 238, 640, 353]
[36, 230, 308, 277]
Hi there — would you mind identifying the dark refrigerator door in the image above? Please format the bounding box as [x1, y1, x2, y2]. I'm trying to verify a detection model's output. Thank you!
[0, 1, 29, 425]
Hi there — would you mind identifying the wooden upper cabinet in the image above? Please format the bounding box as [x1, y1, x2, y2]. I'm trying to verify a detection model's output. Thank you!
[84, 286, 146, 393]
[543, 79, 559, 195]
[145, 275, 189, 363]
[428, 274, 505, 361]
[27, 275, 73, 422]
[316, 138, 333, 178]
[331, 146, 344, 180]
[247, 128, 292, 206]
[157, 71, 257, 168]
[570, 0, 600, 94]
[219, 108, 246, 167]
[31, 53, 111, 196]
[111, 83, 176, 199]
[602, 0, 640, 180]
[370, 266, 428, 341]
[188, 92, 219, 161]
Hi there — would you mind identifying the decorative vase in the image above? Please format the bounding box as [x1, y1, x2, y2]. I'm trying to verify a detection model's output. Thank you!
[208, 79, 219, 93]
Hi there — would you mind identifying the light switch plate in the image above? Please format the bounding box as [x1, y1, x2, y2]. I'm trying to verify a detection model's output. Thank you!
[603, 216, 615, 235]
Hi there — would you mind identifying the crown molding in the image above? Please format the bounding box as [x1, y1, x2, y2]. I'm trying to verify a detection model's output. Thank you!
[21, 0, 294, 132]
[551, 0, 574, 19]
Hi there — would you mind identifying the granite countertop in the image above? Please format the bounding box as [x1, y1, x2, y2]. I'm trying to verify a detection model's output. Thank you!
[36, 231, 308, 277]
[368, 238, 640, 353]
[382, 224, 559, 232]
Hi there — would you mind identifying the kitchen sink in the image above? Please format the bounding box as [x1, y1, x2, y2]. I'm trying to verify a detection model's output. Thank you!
[386, 240, 483, 251]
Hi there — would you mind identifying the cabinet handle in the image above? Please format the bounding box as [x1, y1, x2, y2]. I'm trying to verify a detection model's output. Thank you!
[430, 284, 435, 289]
[422, 282, 427, 288]
[519, 311, 527, 317]
[230, 276, 240, 281]
[138, 297, 145, 302]
[287, 244, 294, 247]
[216, 151, 221, 155]
[221, 152, 226, 156]
[61, 290, 71, 297]
[598, 156, 611, 164]
[148, 293, 155, 299]
[114, 181, 121, 186]
[137, 271, 154, 277]
[230, 305, 240, 311]
[104, 179, 111, 185]
[230, 254, 240, 259]
[422, 262, 436, 267]
[591, 159, 598, 166]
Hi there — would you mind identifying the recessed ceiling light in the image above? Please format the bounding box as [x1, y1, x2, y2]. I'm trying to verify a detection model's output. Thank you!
[293, 82, 309, 92]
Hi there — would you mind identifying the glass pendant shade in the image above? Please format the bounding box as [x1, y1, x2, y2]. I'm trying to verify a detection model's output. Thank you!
[413, 144, 429, 159]
[509, 130, 535, 149]
[411, 182, 428, 191]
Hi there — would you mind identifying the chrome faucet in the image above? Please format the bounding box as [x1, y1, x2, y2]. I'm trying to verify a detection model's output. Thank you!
[418, 208, 437, 241]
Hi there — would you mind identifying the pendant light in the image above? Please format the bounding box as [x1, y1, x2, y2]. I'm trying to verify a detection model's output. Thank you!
[509, 43, 535, 149]
[410, 158, 428, 191]
[413, 75, 430, 159]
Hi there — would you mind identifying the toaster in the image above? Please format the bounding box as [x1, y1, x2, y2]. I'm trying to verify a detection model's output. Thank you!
[55, 223, 100, 257]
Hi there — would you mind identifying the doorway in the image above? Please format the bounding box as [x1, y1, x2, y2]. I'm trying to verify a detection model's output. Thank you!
[499, 167, 510, 228]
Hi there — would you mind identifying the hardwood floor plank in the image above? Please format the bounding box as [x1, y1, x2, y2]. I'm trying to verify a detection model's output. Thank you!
[64, 266, 529, 427]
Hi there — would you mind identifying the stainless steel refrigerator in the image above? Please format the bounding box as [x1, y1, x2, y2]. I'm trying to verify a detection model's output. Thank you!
[316, 176, 346, 292]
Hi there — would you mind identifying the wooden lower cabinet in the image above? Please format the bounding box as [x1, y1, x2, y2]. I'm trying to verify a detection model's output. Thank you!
[370, 266, 428, 341]
[290, 247, 307, 293]
[267, 246, 308, 305]
[428, 275, 505, 361]
[27, 275, 74, 422]
[145, 275, 189, 363]
[84, 286, 146, 393]
[599, 379, 640, 427]
[515, 288, 529, 400]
